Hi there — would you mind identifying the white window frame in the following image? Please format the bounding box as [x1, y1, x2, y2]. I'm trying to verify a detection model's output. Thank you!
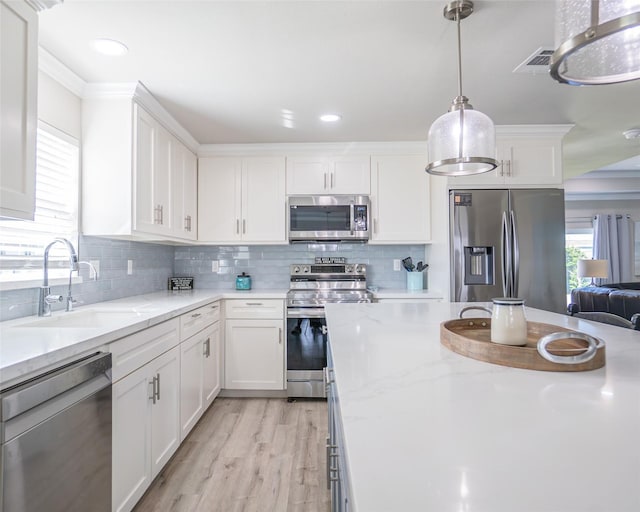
[0, 121, 80, 291]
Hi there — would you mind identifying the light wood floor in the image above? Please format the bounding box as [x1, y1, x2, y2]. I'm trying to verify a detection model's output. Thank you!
[133, 398, 330, 512]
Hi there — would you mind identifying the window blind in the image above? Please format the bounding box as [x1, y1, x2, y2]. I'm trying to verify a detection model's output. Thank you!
[0, 122, 79, 281]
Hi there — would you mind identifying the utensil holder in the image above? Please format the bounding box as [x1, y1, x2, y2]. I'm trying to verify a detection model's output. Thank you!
[406, 272, 423, 291]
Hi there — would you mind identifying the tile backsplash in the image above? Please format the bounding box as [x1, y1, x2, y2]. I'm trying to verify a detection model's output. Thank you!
[174, 243, 426, 290]
[1, 237, 426, 321]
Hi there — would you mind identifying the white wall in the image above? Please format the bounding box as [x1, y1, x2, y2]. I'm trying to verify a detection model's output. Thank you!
[37, 71, 81, 139]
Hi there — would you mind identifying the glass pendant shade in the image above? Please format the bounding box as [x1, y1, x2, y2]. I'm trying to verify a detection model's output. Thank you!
[550, 0, 640, 85]
[425, 0, 498, 176]
[426, 102, 497, 176]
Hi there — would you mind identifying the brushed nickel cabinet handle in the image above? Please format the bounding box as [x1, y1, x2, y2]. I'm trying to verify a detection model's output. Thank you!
[243, 219, 246, 234]
[236, 219, 240, 234]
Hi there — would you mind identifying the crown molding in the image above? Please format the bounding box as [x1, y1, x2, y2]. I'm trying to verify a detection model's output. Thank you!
[25, 0, 62, 11]
[198, 141, 428, 157]
[83, 81, 199, 153]
[38, 46, 86, 97]
[565, 191, 640, 202]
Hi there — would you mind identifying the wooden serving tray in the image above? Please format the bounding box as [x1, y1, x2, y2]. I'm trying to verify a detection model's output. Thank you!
[440, 318, 605, 372]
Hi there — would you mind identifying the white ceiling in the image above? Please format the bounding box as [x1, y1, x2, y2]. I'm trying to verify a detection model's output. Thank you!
[38, 0, 640, 179]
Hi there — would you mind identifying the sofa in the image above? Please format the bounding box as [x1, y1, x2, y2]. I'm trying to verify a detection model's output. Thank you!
[568, 282, 640, 330]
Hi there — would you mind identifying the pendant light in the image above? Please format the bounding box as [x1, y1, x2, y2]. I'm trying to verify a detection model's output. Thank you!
[426, 0, 498, 176]
[550, 0, 640, 85]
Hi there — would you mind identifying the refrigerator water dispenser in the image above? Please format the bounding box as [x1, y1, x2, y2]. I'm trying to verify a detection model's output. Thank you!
[464, 247, 494, 285]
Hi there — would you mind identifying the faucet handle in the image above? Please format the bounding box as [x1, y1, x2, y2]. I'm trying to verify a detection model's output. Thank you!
[45, 294, 63, 305]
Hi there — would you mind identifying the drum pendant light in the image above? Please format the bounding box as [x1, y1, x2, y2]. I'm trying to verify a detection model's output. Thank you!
[426, 0, 498, 176]
[550, 0, 640, 85]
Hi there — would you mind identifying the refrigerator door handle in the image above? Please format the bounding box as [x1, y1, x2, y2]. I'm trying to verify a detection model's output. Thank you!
[510, 210, 520, 298]
[501, 211, 510, 297]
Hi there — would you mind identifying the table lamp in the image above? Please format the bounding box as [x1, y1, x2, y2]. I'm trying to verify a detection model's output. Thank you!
[577, 259, 608, 286]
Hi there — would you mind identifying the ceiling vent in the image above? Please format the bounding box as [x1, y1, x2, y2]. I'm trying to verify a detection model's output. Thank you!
[513, 47, 554, 74]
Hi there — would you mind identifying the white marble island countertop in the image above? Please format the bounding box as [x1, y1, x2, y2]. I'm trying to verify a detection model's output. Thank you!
[324, 301, 640, 512]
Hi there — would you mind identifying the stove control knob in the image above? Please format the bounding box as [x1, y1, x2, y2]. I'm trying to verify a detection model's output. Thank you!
[303, 266, 310, 273]
[345, 264, 354, 273]
[356, 264, 365, 273]
[293, 266, 301, 273]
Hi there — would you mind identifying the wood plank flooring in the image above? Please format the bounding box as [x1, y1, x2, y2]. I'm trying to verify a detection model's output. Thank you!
[133, 398, 330, 512]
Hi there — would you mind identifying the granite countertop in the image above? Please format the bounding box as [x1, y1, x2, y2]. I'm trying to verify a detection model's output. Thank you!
[0, 289, 287, 387]
[324, 301, 640, 512]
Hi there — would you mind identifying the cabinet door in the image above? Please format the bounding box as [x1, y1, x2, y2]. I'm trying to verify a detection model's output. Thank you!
[0, 0, 37, 220]
[286, 156, 329, 194]
[198, 157, 242, 242]
[134, 105, 171, 235]
[182, 147, 198, 239]
[499, 137, 562, 185]
[242, 156, 286, 242]
[179, 330, 205, 441]
[330, 155, 370, 194]
[171, 139, 197, 240]
[203, 322, 221, 408]
[112, 365, 152, 512]
[150, 346, 180, 478]
[225, 319, 284, 390]
[370, 155, 430, 243]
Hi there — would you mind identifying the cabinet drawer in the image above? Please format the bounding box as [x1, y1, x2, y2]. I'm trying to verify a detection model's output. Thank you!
[110, 318, 180, 382]
[180, 301, 220, 340]
[224, 299, 284, 319]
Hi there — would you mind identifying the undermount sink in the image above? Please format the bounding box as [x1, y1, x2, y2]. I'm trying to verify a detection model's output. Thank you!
[17, 308, 151, 329]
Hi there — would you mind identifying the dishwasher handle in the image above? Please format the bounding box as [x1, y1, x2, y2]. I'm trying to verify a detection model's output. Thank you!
[0, 352, 112, 422]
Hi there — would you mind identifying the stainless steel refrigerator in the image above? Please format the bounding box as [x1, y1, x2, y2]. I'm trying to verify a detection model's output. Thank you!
[450, 189, 566, 314]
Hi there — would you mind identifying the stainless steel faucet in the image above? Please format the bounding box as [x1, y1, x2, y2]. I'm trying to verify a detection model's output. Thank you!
[38, 238, 79, 317]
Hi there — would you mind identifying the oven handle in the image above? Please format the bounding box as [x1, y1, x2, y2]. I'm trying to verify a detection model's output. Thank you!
[287, 308, 326, 319]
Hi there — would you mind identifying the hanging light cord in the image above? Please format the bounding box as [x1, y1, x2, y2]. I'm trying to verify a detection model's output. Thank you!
[456, 7, 463, 99]
[455, 7, 464, 159]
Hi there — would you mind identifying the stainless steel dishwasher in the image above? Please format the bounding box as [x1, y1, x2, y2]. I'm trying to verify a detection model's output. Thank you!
[0, 352, 112, 512]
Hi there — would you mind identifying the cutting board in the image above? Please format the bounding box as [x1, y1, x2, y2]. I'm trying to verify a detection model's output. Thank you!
[440, 318, 605, 372]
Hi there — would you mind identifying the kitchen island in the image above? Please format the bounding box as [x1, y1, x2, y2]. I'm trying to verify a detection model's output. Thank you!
[324, 301, 640, 512]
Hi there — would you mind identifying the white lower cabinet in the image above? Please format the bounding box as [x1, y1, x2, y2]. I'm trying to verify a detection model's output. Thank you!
[225, 319, 284, 389]
[224, 299, 285, 390]
[112, 344, 180, 512]
[327, 350, 351, 512]
[179, 321, 221, 440]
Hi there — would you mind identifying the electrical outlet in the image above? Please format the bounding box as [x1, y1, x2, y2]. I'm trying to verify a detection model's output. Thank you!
[127, 259, 133, 275]
[393, 259, 401, 271]
[211, 260, 219, 272]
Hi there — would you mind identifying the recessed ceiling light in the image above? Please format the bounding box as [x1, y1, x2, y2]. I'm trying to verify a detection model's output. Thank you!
[320, 114, 341, 123]
[91, 38, 128, 56]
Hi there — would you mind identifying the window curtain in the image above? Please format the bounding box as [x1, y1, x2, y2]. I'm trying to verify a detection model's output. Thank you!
[592, 214, 634, 285]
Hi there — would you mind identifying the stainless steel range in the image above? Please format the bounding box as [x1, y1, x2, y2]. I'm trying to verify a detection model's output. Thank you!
[286, 261, 372, 398]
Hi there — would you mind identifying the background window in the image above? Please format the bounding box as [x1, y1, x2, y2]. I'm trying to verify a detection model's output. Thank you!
[566, 228, 594, 295]
[0, 122, 79, 283]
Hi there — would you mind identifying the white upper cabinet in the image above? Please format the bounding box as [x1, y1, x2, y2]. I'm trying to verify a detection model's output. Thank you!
[447, 127, 570, 188]
[286, 155, 370, 195]
[370, 154, 431, 243]
[82, 83, 198, 242]
[133, 105, 173, 236]
[198, 156, 286, 244]
[171, 138, 198, 241]
[0, 0, 38, 220]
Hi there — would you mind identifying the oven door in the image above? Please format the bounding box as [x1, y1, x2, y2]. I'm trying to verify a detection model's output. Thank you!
[286, 307, 328, 398]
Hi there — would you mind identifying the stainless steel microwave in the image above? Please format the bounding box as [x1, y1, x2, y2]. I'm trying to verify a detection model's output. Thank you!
[288, 195, 370, 242]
